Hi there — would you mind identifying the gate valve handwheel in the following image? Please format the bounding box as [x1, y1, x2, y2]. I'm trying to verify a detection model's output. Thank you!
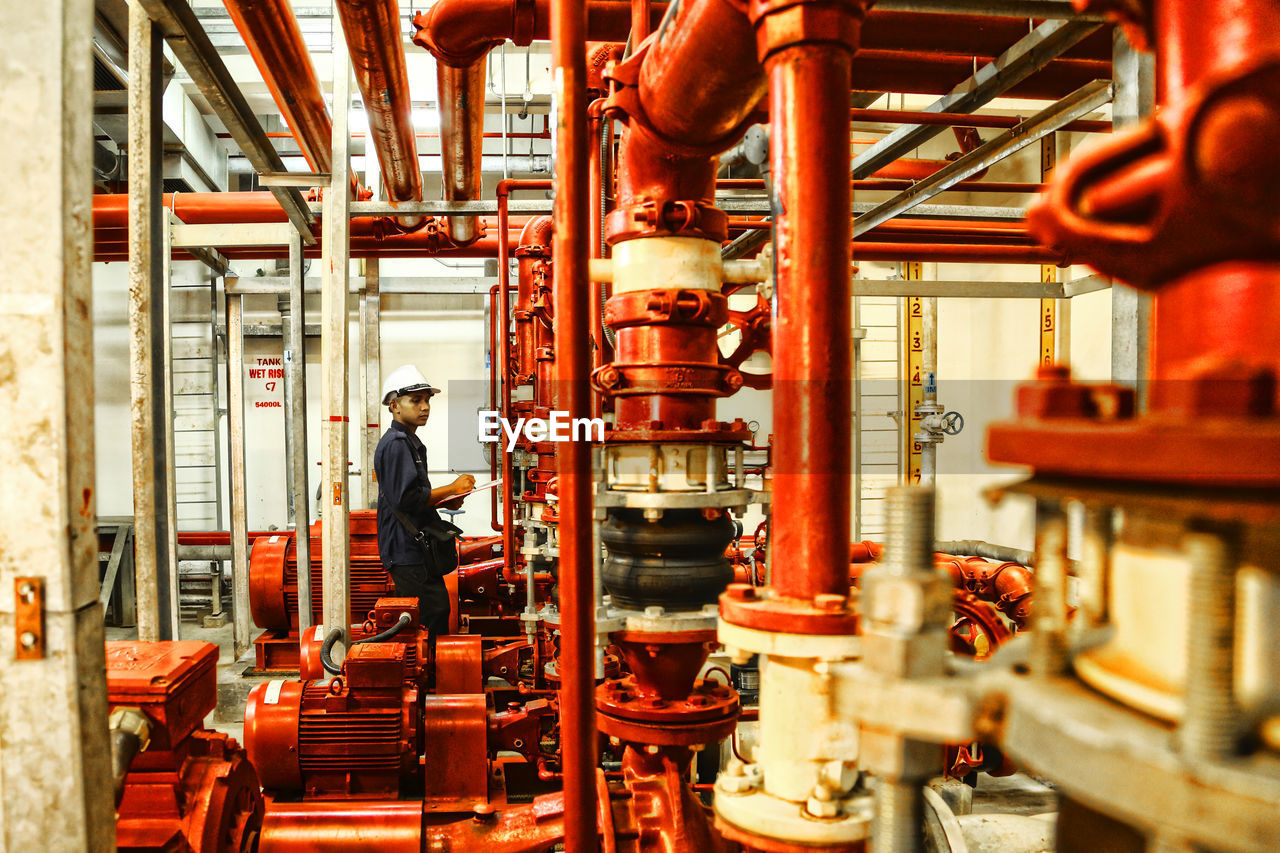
[940, 411, 964, 435]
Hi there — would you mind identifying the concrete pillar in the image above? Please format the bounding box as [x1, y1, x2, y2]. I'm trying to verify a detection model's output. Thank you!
[0, 0, 115, 847]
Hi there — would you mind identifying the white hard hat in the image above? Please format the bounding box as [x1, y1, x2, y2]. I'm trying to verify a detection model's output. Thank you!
[381, 365, 440, 405]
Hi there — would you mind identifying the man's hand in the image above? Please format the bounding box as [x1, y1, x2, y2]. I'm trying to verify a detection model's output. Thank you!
[451, 474, 476, 495]
[440, 496, 465, 511]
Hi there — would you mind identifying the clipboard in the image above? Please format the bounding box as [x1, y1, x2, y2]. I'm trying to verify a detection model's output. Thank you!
[453, 478, 502, 499]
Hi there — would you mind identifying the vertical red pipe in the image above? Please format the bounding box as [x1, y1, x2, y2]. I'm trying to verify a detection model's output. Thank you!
[766, 44, 858, 601]
[438, 64, 488, 243]
[1155, 0, 1280, 95]
[550, 0, 597, 845]
[497, 185, 517, 570]
[489, 284, 504, 533]
[588, 103, 605, 422]
[631, 0, 652, 43]
[495, 181, 553, 564]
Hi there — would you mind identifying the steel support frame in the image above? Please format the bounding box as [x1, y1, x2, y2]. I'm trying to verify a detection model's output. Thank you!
[285, 234, 313, 630]
[0, 0, 115, 846]
[854, 79, 1114, 237]
[320, 14, 354, 650]
[226, 291, 252, 657]
[129, 0, 178, 642]
[360, 259, 381, 509]
[180, 222, 300, 656]
[1108, 27, 1155, 405]
[851, 17, 1103, 180]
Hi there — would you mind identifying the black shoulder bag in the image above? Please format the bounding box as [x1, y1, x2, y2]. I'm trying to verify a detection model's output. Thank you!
[391, 439, 462, 576]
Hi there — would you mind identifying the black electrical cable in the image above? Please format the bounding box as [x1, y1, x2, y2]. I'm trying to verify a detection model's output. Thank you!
[359, 612, 414, 645]
[319, 613, 414, 675]
[319, 627, 345, 675]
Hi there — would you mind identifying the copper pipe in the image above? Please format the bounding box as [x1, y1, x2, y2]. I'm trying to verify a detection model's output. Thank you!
[550, 0, 595, 838]
[437, 63, 487, 243]
[222, 0, 363, 200]
[765, 34, 861, 601]
[335, 0, 423, 225]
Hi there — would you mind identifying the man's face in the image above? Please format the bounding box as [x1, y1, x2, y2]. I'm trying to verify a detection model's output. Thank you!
[391, 392, 432, 427]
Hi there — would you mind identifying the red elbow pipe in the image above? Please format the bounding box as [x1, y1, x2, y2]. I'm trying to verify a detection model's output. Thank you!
[412, 0, 661, 245]
[335, 0, 423, 222]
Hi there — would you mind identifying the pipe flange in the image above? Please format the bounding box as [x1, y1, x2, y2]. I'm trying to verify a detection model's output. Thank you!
[719, 584, 860, 638]
[609, 603, 721, 634]
[714, 782, 872, 849]
[597, 488, 763, 511]
[719, 618, 861, 661]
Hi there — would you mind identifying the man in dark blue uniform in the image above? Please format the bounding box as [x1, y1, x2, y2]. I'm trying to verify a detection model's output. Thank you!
[374, 365, 475, 637]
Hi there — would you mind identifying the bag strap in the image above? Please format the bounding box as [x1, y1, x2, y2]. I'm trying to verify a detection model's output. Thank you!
[391, 504, 431, 547]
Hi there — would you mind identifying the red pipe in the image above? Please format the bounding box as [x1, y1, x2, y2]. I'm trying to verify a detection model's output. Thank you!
[858, 10, 1112, 62]
[495, 181, 553, 578]
[436, 64, 487, 244]
[586, 99, 615, 421]
[717, 178, 1045, 194]
[631, 0, 651, 43]
[851, 108, 1111, 135]
[222, 0, 362, 200]
[225, 130, 552, 140]
[335, 0, 423, 225]
[549, 0, 596, 840]
[489, 284, 504, 533]
[851, 242, 1065, 264]
[764, 27, 861, 602]
[849, 51, 1111, 100]
[605, 0, 766, 246]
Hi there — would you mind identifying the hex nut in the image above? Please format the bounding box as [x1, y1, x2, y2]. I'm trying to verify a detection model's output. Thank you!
[718, 762, 762, 794]
[806, 788, 842, 819]
[819, 759, 860, 793]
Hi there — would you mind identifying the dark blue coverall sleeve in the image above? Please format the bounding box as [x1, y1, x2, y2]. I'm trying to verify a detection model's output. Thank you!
[377, 438, 433, 514]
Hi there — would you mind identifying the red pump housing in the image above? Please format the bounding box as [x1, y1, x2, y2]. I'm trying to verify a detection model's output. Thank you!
[107, 641, 263, 853]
